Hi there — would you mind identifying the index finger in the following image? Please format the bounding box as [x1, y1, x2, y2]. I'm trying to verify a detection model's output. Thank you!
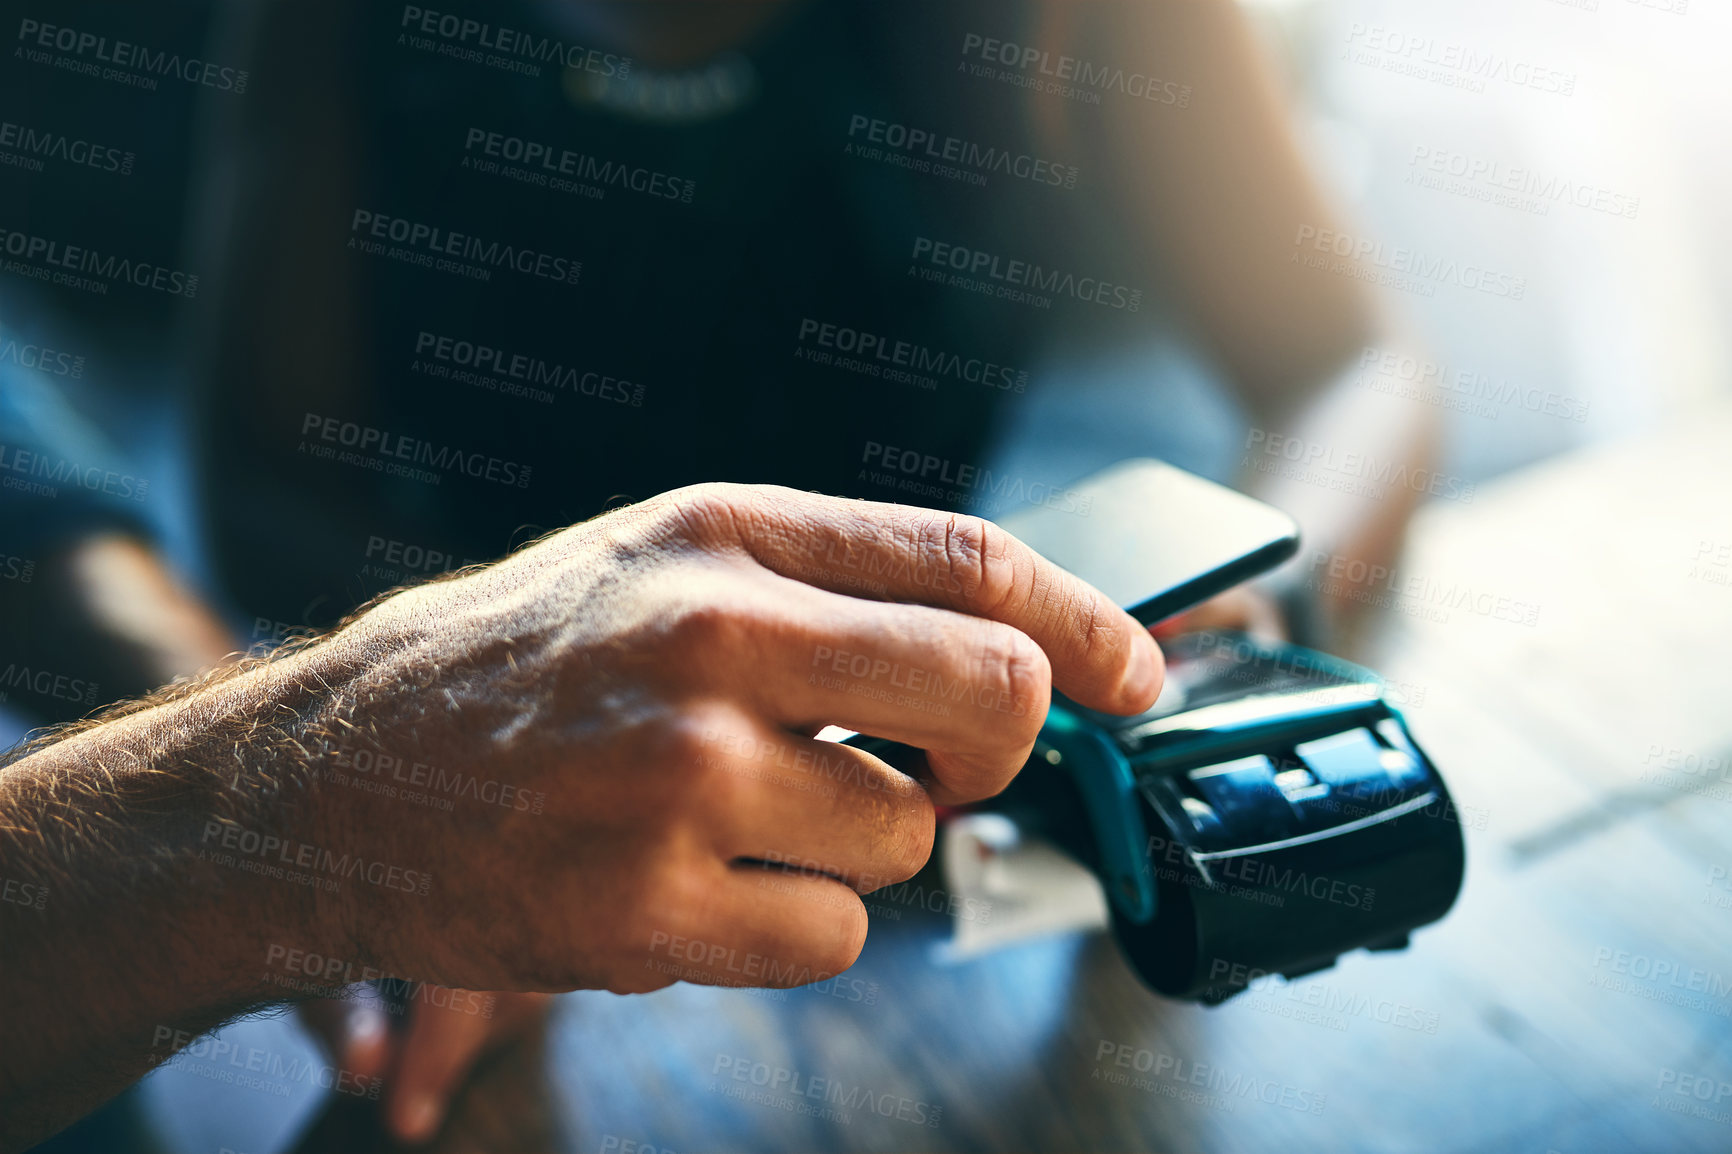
[718, 485, 1164, 716]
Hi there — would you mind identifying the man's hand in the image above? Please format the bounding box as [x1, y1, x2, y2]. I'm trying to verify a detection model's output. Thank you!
[317, 481, 1164, 997]
[0, 482, 1161, 1149]
[296, 481, 1160, 1139]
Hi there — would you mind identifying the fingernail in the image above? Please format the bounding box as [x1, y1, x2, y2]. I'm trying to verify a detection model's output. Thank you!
[398, 1092, 442, 1144]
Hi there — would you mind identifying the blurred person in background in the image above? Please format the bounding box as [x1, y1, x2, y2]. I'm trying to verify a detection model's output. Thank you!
[0, 0, 1434, 1146]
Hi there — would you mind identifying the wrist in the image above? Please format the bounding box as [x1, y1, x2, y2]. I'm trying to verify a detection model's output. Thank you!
[0, 614, 387, 1142]
[199, 637, 385, 998]
[240, 607, 472, 991]
[4, 635, 369, 1011]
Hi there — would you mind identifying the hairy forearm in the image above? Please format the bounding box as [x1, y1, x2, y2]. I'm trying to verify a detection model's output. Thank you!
[0, 635, 365, 1151]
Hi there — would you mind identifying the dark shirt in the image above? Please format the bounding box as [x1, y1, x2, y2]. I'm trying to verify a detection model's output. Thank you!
[3, 0, 1158, 636]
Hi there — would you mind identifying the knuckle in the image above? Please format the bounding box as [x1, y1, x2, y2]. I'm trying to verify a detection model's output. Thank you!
[1074, 591, 1129, 679]
[882, 791, 936, 885]
[647, 703, 751, 789]
[926, 749, 1018, 805]
[813, 902, 870, 981]
[664, 598, 758, 655]
[749, 897, 867, 988]
[657, 709, 725, 770]
[920, 513, 1020, 610]
[671, 480, 742, 514]
[849, 768, 935, 890]
[653, 482, 755, 542]
[978, 626, 1051, 740]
